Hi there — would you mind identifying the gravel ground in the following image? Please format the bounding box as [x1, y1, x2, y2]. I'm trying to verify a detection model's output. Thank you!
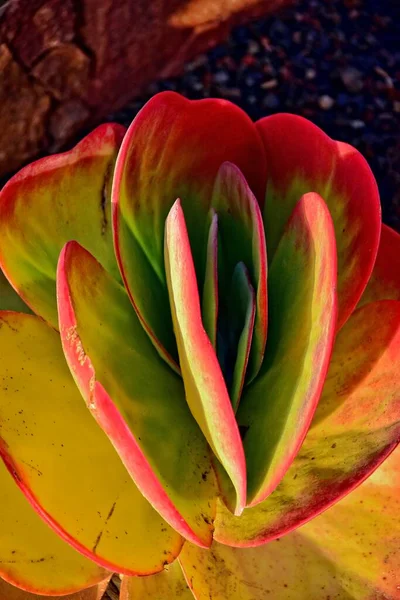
[111, 0, 400, 232]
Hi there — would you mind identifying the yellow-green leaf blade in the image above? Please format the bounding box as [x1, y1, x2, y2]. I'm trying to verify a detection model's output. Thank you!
[0, 124, 125, 328]
[57, 242, 218, 547]
[0, 577, 111, 600]
[238, 192, 337, 506]
[300, 444, 400, 598]
[215, 300, 400, 547]
[183, 446, 400, 599]
[164, 200, 246, 516]
[202, 210, 219, 349]
[0, 312, 182, 575]
[121, 562, 193, 600]
[0, 268, 32, 314]
[0, 459, 109, 596]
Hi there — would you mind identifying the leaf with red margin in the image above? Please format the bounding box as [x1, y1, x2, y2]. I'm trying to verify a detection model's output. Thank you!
[358, 223, 400, 307]
[256, 113, 381, 330]
[0, 268, 32, 314]
[211, 162, 268, 382]
[164, 200, 246, 515]
[214, 300, 400, 547]
[0, 312, 183, 575]
[180, 446, 400, 599]
[238, 193, 337, 506]
[57, 242, 218, 547]
[0, 124, 125, 329]
[228, 263, 255, 412]
[202, 210, 219, 349]
[180, 540, 348, 600]
[120, 562, 192, 600]
[0, 459, 109, 596]
[0, 576, 111, 600]
[112, 91, 267, 369]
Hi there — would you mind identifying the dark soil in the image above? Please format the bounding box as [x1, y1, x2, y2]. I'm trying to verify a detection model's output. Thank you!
[110, 0, 400, 232]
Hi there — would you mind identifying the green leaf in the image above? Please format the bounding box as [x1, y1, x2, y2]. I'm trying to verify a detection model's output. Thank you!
[238, 192, 338, 506]
[58, 242, 217, 547]
[0, 312, 182, 575]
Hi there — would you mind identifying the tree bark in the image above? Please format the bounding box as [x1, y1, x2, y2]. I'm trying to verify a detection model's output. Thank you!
[0, 0, 289, 178]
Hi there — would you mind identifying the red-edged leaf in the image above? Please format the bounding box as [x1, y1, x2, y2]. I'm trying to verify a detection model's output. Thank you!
[228, 263, 255, 412]
[185, 447, 400, 599]
[57, 242, 218, 548]
[0, 576, 111, 600]
[211, 162, 268, 381]
[112, 91, 267, 369]
[202, 210, 219, 349]
[0, 459, 109, 596]
[0, 268, 32, 314]
[297, 444, 400, 598]
[215, 300, 400, 546]
[0, 312, 182, 575]
[121, 562, 192, 600]
[238, 192, 337, 506]
[257, 113, 381, 330]
[181, 439, 400, 600]
[164, 200, 246, 515]
[359, 223, 400, 306]
[0, 124, 125, 329]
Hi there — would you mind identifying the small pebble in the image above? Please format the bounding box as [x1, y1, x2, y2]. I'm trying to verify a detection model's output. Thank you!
[305, 68, 316, 80]
[350, 119, 366, 129]
[319, 95, 335, 110]
[340, 66, 364, 93]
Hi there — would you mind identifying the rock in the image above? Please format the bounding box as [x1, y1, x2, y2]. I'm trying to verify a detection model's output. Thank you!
[0, 0, 291, 178]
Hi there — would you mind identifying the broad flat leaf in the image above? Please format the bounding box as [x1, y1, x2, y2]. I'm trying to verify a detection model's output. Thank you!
[182, 446, 400, 599]
[0, 576, 111, 600]
[228, 263, 255, 411]
[238, 192, 337, 506]
[257, 113, 381, 329]
[180, 540, 347, 600]
[121, 562, 192, 600]
[57, 242, 217, 547]
[0, 124, 125, 328]
[164, 201, 246, 515]
[358, 223, 400, 307]
[202, 210, 219, 349]
[0, 269, 32, 313]
[215, 300, 400, 546]
[112, 91, 267, 369]
[0, 312, 182, 574]
[211, 162, 268, 381]
[300, 444, 400, 598]
[0, 459, 109, 595]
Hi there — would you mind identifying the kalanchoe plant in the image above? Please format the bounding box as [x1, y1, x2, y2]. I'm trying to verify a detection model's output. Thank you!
[0, 91, 399, 600]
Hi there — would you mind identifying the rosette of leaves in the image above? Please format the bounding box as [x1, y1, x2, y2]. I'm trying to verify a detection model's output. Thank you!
[0, 92, 399, 599]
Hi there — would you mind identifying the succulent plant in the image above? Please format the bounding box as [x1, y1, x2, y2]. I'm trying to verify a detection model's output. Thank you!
[0, 92, 399, 599]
